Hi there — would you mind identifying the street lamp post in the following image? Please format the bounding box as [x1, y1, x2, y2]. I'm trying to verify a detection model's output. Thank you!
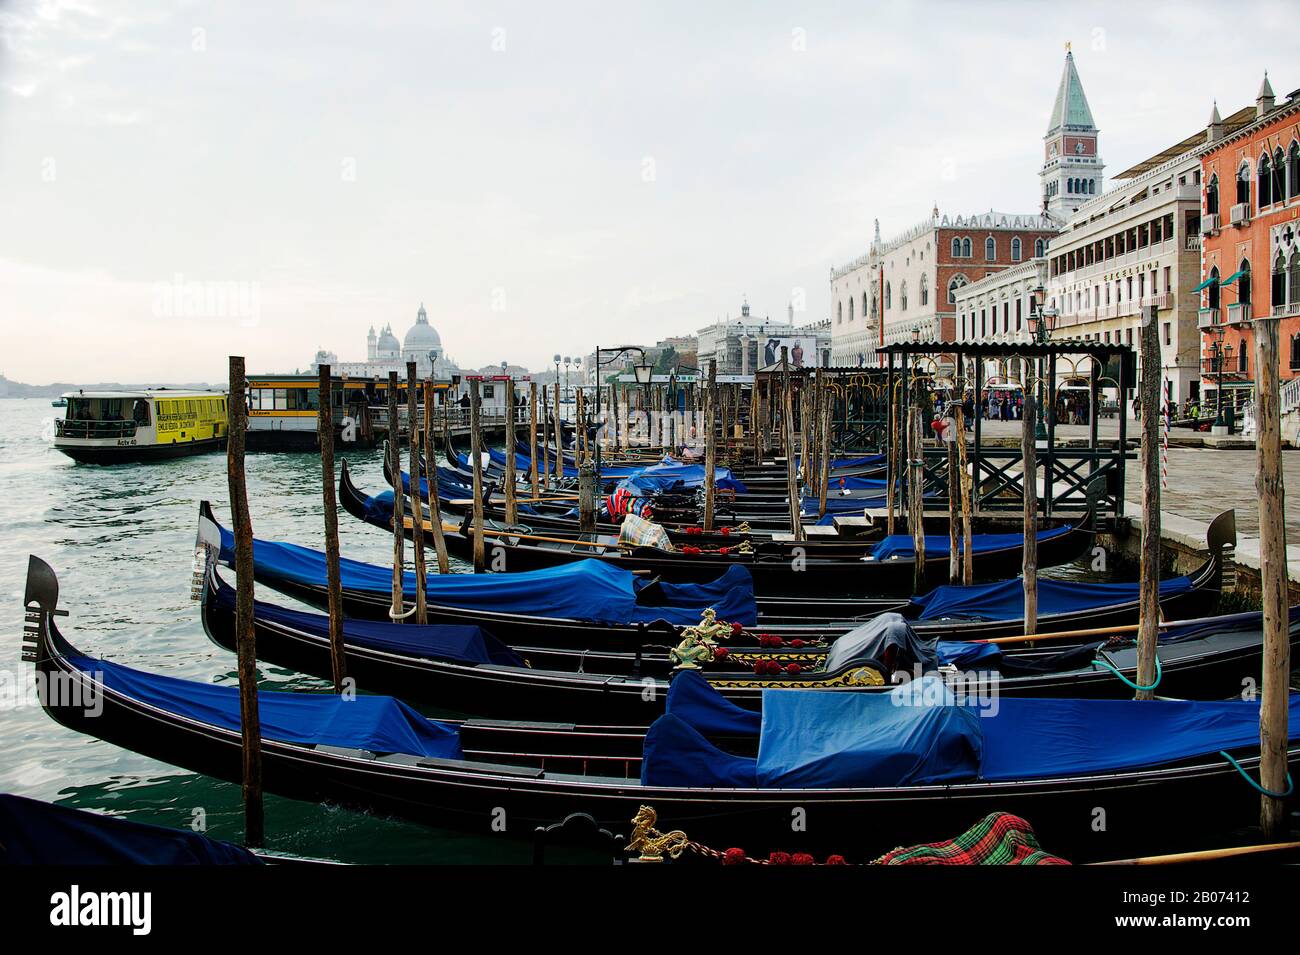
[593, 346, 653, 478]
[1027, 286, 1057, 443]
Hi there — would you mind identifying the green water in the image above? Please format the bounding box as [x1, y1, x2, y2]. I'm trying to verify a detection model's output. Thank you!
[0, 397, 541, 863]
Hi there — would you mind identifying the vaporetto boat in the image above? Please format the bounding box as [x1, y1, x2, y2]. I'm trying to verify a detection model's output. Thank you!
[53, 390, 227, 464]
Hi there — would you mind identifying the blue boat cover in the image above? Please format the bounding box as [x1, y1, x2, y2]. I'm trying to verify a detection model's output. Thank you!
[912, 574, 1195, 622]
[212, 574, 525, 667]
[756, 679, 985, 788]
[218, 524, 758, 626]
[868, 525, 1073, 561]
[619, 462, 748, 496]
[0, 794, 262, 865]
[638, 674, 1300, 789]
[66, 650, 464, 759]
[664, 670, 761, 736]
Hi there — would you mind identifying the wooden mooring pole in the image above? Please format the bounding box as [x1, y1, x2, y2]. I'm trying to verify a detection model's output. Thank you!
[817, 370, 830, 520]
[226, 356, 263, 847]
[703, 360, 717, 532]
[908, 395, 926, 595]
[423, 379, 450, 574]
[781, 349, 803, 541]
[504, 377, 518, 525]
[1254, 315, 1290, 836]
[469, 377, 486, 572]
[529, 382, 539, 499]
[317, 364, 347, 691]
[386, 372, 406, 621]
[1135, 307, 1161, 700]
[955, 405, 974, 586]
[405, 363, 428, 624]
[1021, 389, 1038, 635]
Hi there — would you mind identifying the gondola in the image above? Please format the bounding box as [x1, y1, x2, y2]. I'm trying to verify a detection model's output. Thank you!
[198, 502, 1231, 650]
[198, 561, 1295, 722]
[340, 462, 1101, 597]
[25, 556, 1299, 860]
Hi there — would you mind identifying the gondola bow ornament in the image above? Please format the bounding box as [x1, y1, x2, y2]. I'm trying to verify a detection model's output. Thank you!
[669, 609, 730, 670]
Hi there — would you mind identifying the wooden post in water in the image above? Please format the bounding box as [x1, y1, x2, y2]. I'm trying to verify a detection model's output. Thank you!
[781, 349, 803, 540]
[554, 372, 563, 481]
[469, 377, 486, 572]
[947, 427, 960, 585]
[1254, 315, 1290, 836]
[1135, 307, 1161, 700]
[317, 365, 347, 691]
[405, 363, 428, 625]
[529, 382, 539, 499]
[540, 386, 550, 491]
[703, 360, 717, 532]
[908, 398, 926, 595]
[423, 379, 450, 574]
[1021, 390, 1038, 635]
[816, 368, 830, 518]
[226, 356, 263, 847]
[955, 405, 974, 585]
[751, 378, 761, 465]
[504, 377, 518, 524]
[886, 374, 898, 535]
[387, 372, 406, 621]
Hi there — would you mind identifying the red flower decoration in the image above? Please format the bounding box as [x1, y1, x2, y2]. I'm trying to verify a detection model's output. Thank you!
[723, 848, 746, 865]
[720, 526, 731, 536]
[714, 647, 729, 661]
[718, 546, 731, 555]
[790, 638, 805, 648]
[784, 663, 802, 675]
[768, 851, 791, 865]
[686, 526, 702, 535]
[792, 853, 815, 866]
[730, 622, 743, 634]
[825, 855, 848, 865]
[682, 545, 701, 555]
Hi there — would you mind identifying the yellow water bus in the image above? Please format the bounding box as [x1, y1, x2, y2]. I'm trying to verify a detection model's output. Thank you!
[54, 390, 228, 464]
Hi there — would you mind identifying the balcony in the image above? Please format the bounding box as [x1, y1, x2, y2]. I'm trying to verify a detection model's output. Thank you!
[1198, 307, 1218, 330]
[1273, 301, 1300, 318]
[1230, 203, 1251, 227]
[1226, 302, 1252, 326]
[1201, 213, 1220, 235]
[1185, 235, 1202, 252]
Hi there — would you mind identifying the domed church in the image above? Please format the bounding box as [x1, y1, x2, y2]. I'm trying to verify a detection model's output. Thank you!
[312, 303, 460, 381]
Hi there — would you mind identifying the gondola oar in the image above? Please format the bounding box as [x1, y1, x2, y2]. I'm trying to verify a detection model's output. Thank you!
[978, 619, 1175, 646]
[1090, 841, 1300, 865]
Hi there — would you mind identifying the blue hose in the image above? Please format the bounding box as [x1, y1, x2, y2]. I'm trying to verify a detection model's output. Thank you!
[1219, 751, 1294, 798]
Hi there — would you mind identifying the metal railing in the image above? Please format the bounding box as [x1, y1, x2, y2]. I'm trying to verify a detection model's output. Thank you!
[55, 420, 139, 439]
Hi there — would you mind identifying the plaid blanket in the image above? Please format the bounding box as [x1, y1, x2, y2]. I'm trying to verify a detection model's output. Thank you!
[618, 513, 675, 552]
[873, 813, 1069, 865]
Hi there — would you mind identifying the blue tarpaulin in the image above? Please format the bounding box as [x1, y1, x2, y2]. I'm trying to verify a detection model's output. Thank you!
[211, 574, 525, 666]
[868, 525, 1072, 561]
[911, 574, 1195, 621]
[619, 462, 749, 496]
[0, 794, 262, 865]
[65, 651, 465, 760]
[638, 672, 1300, 789]
[217, 523, 758, 626]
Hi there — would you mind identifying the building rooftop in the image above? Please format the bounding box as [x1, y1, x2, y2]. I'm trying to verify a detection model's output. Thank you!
[1112, 106, 1255, 179]
[1046, 51, 1097, 134]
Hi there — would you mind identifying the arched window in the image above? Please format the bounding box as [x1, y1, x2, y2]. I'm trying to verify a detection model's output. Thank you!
[1290, 250, 1300, 308]
[900, 280, 908, 311]
[1238, 339, 1248, 373]
[1273, 148, 1285, 203]
[1206, 174, 1219, 216]
[1289, 143, 1300, 200]
[836, 302, 842, 324]
[1034, 238, 1045, 257]
[951, 237, 962, 257]
[1011, 237, 1022, 262]
[1291, 334, 1300, 371]
[884, 282, 891, 310]
[1259, 153, 1273, 206]
[919, 274, 928, 306]
[862, 291, 869, 320]
[848, 297, 855, 322]
[1236, 163, 1251, 207]
[947, 273, 969, 304]
[1207, 266, 1221, 310]
[1089, 179, 1096, 194]
[1273, 251, 1287, 309]
[1238, 259, 1251, 306]
[961, 237, 972, 258]
[985, 236, 996, 261]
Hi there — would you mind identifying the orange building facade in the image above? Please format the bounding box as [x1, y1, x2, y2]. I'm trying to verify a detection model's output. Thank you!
[1198, 83, 1300, 415]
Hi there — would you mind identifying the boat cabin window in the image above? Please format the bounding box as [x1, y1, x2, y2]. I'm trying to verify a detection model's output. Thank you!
[66, 397, 130, 421]
[133, 399, 151, 425]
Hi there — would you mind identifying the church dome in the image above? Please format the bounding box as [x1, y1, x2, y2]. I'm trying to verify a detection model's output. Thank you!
[403, 303, 442, 354]
[376, 325, 401, 355]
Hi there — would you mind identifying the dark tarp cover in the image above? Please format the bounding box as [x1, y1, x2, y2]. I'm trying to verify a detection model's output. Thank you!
[664, 670, 761, 736]
[619, 462, 748, 497]
[65, 651, 464, 760]
[868, 525, 1072, 561]
[912, 574, 1194, 621]
[218, 523, 757, 626]
[212, 573, 525, 666]
[823, 613, 939, 673]
[640, 715, 758, 788]
[0, 794, 262, 865]
[756, 679, 985, 788]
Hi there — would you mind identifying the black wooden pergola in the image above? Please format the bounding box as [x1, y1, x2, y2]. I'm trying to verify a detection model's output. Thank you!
[878, 340, 1137, 519]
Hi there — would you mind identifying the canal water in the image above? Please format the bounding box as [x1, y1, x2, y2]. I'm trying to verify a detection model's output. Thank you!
[0, 396, 1113, 863]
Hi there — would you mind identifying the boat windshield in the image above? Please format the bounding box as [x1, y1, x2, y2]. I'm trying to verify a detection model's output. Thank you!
[58, 397, 142, 439]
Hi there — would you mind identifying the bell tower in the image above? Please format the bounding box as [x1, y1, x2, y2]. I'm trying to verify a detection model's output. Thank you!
[1040, 46, 1103, 218]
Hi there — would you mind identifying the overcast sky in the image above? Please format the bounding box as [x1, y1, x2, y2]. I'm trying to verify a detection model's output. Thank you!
[1, 0, 1292, 383]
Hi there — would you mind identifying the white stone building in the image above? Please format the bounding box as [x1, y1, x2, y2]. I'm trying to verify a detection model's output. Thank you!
[312, 303, 461, 381]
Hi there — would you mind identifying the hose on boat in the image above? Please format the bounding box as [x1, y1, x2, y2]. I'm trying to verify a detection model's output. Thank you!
[1090, 652, 1162, 692]
[389, 603, 418, 621]
[1218, 751, 1294, 798]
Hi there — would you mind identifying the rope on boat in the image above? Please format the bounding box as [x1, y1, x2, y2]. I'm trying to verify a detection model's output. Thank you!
[388, 603, 418, 620]
[1218, 751, 1294, 799]
[1089, 652, 1162, 692]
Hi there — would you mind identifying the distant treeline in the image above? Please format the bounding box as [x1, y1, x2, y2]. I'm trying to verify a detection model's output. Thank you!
[0, 376, 217, 398]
